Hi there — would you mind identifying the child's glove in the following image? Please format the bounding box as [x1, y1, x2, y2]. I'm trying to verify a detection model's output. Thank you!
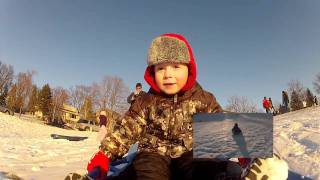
[245, 154, 288, 180]
[87, 150, 109, 179]
[238, 157, 251, 168]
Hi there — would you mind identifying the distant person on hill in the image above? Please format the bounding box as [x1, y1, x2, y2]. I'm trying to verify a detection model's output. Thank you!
[263, 97, 271, 113]
[269, 97, 276, 115]
[282, 91, 289, 112]
[232, 123, 242, 135]
[314, 96, 318, 106]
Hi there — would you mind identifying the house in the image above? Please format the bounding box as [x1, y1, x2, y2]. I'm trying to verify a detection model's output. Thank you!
[61, 104, 80, 124]
[34, 104, 80, 124]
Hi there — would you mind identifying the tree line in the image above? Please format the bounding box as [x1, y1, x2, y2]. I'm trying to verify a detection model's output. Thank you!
[0, 61, 130, 123]
[1, 60, 319, 118]
[225, 78, 320, 113]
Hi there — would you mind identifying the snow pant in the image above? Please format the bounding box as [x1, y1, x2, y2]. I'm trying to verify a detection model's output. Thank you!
[284, 102, 289, 112]
[265, 108, 270, 113]
[109, 151, 242, 180]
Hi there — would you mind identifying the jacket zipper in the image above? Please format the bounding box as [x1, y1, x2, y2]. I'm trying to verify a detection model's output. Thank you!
[170, 94, 178, 139]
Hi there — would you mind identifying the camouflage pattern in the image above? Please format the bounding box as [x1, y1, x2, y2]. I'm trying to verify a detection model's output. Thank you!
[100, 82, 222, 160]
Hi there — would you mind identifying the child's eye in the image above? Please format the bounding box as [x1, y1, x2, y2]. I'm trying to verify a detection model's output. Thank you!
[174, 65, 180, 69]
[156, 67, 164, 71]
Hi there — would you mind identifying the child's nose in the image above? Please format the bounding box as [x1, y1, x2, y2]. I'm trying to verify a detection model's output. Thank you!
[164, 67, 174, 78]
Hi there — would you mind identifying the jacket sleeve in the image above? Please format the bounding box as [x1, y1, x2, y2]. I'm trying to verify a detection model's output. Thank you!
[100, 97, 147, 160]
[127, 92, 134, 104]
[207, 93, 223, 113]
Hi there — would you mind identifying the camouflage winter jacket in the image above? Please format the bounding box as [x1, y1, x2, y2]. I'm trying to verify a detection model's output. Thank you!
[100, 82, 222, 160]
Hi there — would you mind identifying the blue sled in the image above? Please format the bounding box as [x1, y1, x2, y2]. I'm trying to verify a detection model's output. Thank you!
[87, 142, 139, 179]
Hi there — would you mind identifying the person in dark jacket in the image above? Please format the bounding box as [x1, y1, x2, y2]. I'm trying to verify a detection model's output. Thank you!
[269, 97, 276, 115]
[282, 91, 289, 112]
[232, 123, 242, 135]
[127, 83, 146, 104]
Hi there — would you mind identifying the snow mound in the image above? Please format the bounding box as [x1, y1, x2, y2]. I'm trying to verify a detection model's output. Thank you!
[274, 106, 320, 180]
[0, 113, 99, 179]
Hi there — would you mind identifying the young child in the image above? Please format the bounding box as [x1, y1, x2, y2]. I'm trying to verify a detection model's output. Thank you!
[98, 33, 232, 180]
[66, 33, 288, 180]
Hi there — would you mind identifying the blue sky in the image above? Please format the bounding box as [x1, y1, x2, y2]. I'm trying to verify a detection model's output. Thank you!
[0, 0, 319, 108]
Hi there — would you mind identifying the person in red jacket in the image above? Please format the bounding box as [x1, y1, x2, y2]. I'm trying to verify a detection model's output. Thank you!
[263, 97, 271, 113]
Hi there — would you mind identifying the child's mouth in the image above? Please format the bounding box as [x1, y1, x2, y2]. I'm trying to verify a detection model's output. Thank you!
[163, 83, 176, 87]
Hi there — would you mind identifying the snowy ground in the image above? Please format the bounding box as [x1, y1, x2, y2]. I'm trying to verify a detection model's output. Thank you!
[194, 113, 273, 159]
[274, 106, 320, 180]
[0, 113, 99, 180]
[0, 106, 319, 179]
[194, 108, 319, 179]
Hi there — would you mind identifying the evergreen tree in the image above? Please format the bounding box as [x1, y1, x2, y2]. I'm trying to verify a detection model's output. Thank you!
[39, 84, 52, 116]
[290, 90, 303, 111]
[305, 88, 314, 107]
[28, 85, 38, 114]
[0, 84, 9, 106]
[80, 96, 95, 120]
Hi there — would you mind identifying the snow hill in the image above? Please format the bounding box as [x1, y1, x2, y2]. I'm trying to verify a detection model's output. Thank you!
[0, 106, 319, 179]
[274, 106, 320, 180]
[0, 113, 99, 179]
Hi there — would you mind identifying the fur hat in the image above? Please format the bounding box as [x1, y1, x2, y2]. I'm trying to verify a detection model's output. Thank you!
[147, 36, 190, 66]
[144, 33, 197, 93]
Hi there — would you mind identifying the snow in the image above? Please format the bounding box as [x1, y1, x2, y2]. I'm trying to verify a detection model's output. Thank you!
[194, 113, 273, 159]
[0, 113, 99, 179]
[0, 106, 319, 179]
[274, 106, 320, 180]
[194, 107, 319, 179]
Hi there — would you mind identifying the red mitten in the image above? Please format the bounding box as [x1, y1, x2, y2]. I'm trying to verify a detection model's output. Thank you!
[87, 150, 109, 178]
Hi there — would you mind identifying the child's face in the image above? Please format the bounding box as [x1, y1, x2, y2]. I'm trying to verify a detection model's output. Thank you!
[154, 62, 188, 95]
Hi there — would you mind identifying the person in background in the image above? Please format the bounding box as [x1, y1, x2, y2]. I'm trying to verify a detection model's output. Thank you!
[269, 97, 276, 115]
[96, 110, 108, 143]
[282, 91, 289, 112]
[127, 83, 146, 104]
[263, 97, 271, 113]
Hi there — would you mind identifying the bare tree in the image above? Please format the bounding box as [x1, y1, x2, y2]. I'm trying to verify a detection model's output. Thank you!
[108, 76, 130, 112]
[80, 96, 95, 120]
[313, 73, 320, 94]
[27, 85, 38, 114]
[6, 84, 18, 111]
[51, 87, 69, 124]
[15, 71, 36, 116]
[68, 85, 89, 112]
[94, 75, 129, 113]
[68, 75, 130, 117]
[90, 82, 100, 112]
[288, 80, 305, 100]
[225, 95, 258, 113]
[97, 76, 113, 110]
[0, 61, 14, 97]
